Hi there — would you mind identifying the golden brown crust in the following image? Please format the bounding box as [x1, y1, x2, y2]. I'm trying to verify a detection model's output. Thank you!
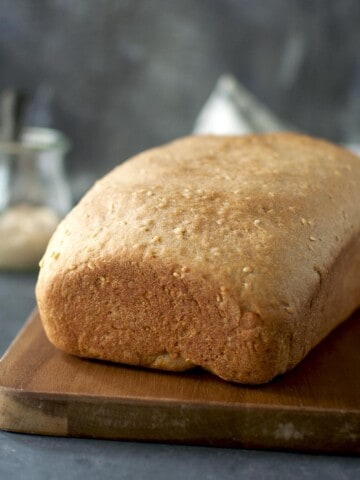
[36, 133, 360, 383]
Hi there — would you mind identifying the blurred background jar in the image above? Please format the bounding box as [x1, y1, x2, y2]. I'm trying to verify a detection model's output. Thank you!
[0, 127, 71, 270]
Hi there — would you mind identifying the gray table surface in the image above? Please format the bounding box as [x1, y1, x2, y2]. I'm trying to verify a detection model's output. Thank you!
[0, 272, 359, 480]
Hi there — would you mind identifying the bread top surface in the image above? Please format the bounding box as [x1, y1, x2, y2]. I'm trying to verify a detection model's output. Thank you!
[37, 133, 360, 333]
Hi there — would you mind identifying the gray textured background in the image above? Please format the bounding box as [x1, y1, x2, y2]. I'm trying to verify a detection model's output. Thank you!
[1, 0, 360, 197]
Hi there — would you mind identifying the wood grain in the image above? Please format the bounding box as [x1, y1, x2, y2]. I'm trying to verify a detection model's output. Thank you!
[0, 310, 359, 453]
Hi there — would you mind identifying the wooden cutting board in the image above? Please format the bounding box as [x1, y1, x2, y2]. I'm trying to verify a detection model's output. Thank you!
[0, 310, 359, 453]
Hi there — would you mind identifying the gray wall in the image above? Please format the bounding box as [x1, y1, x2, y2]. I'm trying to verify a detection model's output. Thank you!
[0, 0, 359, 197]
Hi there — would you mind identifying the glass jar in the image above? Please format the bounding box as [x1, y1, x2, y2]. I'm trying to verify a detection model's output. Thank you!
[0, 127, 72, 270]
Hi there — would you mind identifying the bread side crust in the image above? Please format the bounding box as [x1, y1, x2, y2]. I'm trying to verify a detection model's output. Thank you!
[284, 232, 360, 372]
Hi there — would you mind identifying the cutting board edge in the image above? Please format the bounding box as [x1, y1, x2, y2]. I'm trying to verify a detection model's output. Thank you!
[0, 385, 359, 454]
[1, 384, 360, 414]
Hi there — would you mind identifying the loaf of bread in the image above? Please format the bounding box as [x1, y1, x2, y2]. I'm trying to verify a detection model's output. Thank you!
[36, 133, 360, 384]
